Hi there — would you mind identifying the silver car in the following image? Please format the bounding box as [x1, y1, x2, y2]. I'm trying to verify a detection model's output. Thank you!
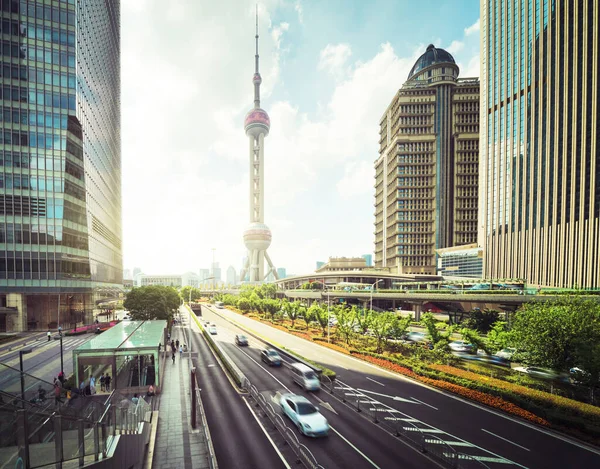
[280, 393, 329, 437]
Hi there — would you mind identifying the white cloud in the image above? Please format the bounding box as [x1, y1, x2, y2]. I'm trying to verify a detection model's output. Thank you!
[337, 161, 374, 198]
[121, 1, 480, 276]
[464, 18, 480, 36]
[318, 43, 352, 80]
[294, 0, 303, 24]
[446, 40, 464, 55]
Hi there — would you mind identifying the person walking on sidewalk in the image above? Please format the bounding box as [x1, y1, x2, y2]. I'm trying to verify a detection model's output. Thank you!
[176, 339, 180, 350]
[105, 374, 111, 392]
[47, 331, 51, 341]
[54, 382, 62, 407]
[100, 373, 105, 392]
[179, 344, 183, 358]
[172, 351, 175, 364]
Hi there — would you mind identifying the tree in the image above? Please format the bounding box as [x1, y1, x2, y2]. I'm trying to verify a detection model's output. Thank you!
[181, 286, 202, 303]
[486, 321, 510, 353]
[389, 315, 412, 341]
[238, 297, 251, 313]
[333, 305, 355, 345]
[308, 303, 329, 336]
[282, 299, 300, 328]
[371, 312, 397, 353]
[420, 313, 454, 350]
[354, 306, 372, 335]
[463, 309, 500, 333]
[459, 328, 490, 355]
[262, 298, 281, 322]
[258, 283, 277, 299]
[510, 295, 600, 381]
[124, 286, 180, 321]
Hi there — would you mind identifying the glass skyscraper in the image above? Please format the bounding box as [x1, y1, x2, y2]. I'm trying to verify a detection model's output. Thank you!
[480, 0, 599, 288]
[0, 0, 122, 332]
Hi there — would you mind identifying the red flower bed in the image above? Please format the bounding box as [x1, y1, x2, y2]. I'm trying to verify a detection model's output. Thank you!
[352, 352, 550, 427]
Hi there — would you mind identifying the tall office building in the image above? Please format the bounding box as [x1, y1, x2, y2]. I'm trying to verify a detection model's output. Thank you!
[0, 1, 122, 332]
[480, 0, 600, 288]
[375, 45, 480, 275]
[211, 262, 221, 284]
[226, 265, 237, 285]
[361, 254, 373, 267]
[276, 267, 286, 279]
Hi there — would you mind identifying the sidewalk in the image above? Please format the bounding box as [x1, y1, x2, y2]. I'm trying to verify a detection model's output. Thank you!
[151, 324, 212, 469]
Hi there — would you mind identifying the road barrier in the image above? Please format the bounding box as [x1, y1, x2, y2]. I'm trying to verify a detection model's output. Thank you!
[322, 380, 491, 469]
[245, 377, 325, 469]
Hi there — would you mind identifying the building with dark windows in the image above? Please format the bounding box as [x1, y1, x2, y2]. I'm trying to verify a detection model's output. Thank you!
[436, 244, 483, 278]
[375, 45, 480, 275]
[0, 0, 122, 332]
[480, 0, 600, 288]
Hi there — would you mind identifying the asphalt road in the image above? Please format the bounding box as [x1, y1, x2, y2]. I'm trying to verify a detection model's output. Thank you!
[183, 307, 289, 469]
[205, 304, 600, 469]
[201, 307, 440, 469]
[0, 332, 95, 396]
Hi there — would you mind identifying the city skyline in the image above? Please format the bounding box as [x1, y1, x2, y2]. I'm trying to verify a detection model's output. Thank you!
[121, 0, 480, 276]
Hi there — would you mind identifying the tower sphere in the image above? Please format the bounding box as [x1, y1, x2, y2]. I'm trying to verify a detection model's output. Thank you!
[243, 222, 272, 251]
[244, 107, 270, 137]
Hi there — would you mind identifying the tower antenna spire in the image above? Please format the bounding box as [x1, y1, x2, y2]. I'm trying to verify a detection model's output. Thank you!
[255, 4, 259, 74]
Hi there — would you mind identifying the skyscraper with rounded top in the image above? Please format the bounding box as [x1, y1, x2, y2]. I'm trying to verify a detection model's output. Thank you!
[240, 10, 278, 283]
[375, 45, 480, 274]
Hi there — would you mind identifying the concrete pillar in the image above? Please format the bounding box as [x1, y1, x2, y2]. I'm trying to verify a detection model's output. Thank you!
[6, 293, 27, 332]
[414, 303, 423, 322]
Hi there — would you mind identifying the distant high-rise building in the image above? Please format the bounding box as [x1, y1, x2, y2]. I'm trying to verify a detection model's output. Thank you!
[0, 0, 122, 332]
[277, 267, 287, 279]
[133, 267, 142, 278]
[316, 261, 325, 270]
[211, 263, 222, 284]
[123, 269, 132, 280]
[361, 254, 373, 267]
[480, 0, 600, 288]
[375, 45, 479, 275]
[226, 266, 237, 285]
[198, 268, 210, 281]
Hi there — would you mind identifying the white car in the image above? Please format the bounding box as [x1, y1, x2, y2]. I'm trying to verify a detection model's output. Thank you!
[495, 348, 516, 360]
[513, 366, 569, 382]
[449, 340, 475, 353]
[280, 393, 329, 437]
[208, 325, 217, 335]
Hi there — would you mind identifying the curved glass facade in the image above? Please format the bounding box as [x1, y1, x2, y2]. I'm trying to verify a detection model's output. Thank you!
[0, 0, 122, 331]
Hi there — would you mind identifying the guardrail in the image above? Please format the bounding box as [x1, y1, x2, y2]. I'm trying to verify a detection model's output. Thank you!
[320, 380, 490, 469]
[186, 304, 247, 388]
[243, 376, 325, 469]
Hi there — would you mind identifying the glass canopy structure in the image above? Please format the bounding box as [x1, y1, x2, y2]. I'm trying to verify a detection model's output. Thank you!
[72, 320, 166, 392]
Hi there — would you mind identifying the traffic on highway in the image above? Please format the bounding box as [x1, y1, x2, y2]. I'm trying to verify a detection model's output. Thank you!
[192, 304, 600, 469]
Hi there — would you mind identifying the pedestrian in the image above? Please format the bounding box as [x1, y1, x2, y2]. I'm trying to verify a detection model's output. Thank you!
[54, 382, 62, 407]
[90, 376, 96, 395]
[79, 380, 85, 397]
[179, 344, 183, 358]
[105, 374, 111, 391]
[131, 393, 139, 405]
[172, 352, 175, 364]
[176, 339, 180, 349]
[58, 370, 65, 385]
[47, 331, 51, 341]
[167, 332, 171, 341]
[100, 373, 105, 392]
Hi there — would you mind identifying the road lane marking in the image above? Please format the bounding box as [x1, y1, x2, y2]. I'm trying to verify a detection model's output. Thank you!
[369, 408, 401, 413]
[357, 388, 417, 404]
[410, 397, 438, 410]
[313, 395, 338, 415]
[482, 428, 530, 452]
[403, 427, 444, 434]
[425, 439, 474, 447]
[366, 377, 385, 386]
[458, 454, 515, 464]
[242, 397, 292, 469]
[330, 426, 382, 469]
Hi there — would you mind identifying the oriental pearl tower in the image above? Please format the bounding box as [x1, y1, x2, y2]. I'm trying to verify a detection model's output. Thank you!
[240, 10, 278, 283]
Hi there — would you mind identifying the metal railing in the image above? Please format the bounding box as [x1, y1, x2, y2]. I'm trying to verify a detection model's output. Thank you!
[193, 387, 218, 469]
[243, 376, 325, 469]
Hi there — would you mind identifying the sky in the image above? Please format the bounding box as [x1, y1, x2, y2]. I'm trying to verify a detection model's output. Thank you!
[121, 0, 480, 279]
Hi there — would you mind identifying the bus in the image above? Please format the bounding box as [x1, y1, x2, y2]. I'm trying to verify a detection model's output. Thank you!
[215, 301, 224, 309]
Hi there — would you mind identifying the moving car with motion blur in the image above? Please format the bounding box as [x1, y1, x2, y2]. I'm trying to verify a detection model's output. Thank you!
[261, 348, 282, 366]
[235, 334, 248, 346]
[279, 393, 329, 437]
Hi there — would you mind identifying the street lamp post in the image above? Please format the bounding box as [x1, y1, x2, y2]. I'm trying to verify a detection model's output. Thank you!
[60, 335, 64, 375]
[370, 279, 384, 313]
[313, 280, 332, 343]
[19, 349, 32, 408]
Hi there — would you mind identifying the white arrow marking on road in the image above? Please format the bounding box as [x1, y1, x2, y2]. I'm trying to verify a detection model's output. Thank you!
[314, 395, 338, 415]
[366, 377, 385, 386]
[410, 397, 438, 410]
[357, 388, 418, 404]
